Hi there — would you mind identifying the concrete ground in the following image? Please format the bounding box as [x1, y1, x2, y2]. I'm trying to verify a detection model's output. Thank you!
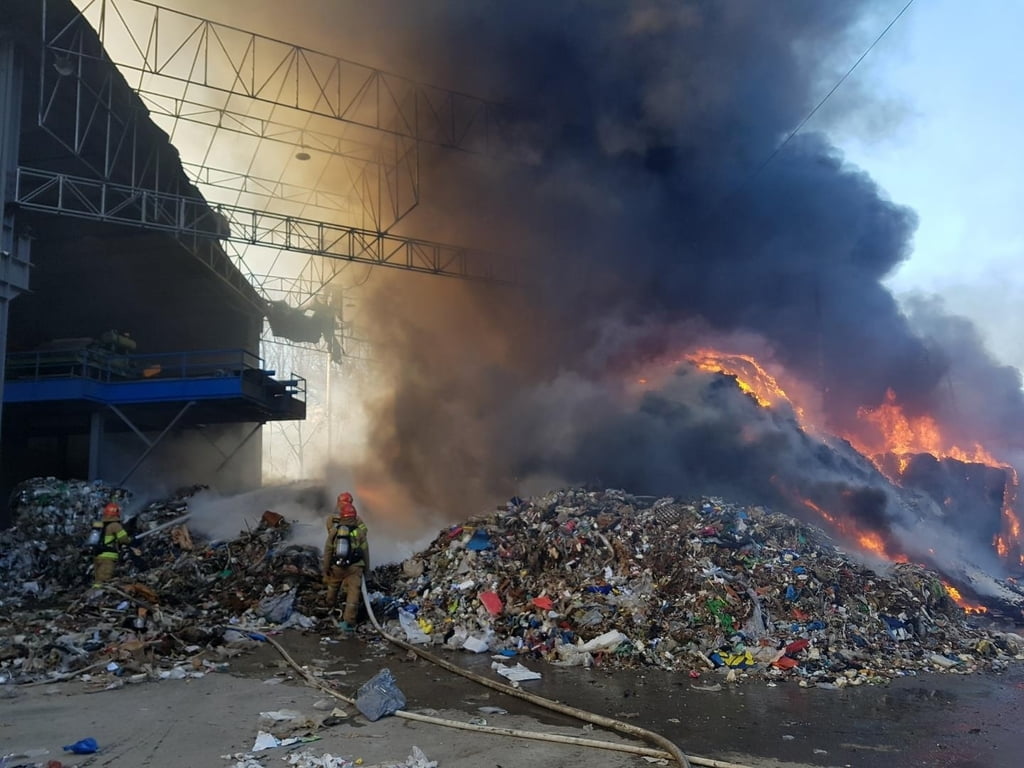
[3, 628, 1022, 768]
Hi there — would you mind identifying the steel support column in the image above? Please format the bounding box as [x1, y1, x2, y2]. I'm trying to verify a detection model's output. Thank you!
[88, 410, 105, 480]
[114, 400, 196, 486]
[214, 422, 264, 474]
[0, 34, 30, 454]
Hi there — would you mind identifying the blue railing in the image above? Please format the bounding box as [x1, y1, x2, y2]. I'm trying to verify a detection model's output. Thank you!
[5, 347, 305, 402]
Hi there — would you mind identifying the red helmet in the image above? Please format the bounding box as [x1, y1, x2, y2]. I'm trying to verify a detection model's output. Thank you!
[102, 502, 121, 520]
[339, 502, 357, 520]
[337, 491, 353, 506]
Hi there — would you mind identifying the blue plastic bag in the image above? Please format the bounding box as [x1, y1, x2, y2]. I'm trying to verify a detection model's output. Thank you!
[64, 737, 99, 754]
[355, 668, 406, 721]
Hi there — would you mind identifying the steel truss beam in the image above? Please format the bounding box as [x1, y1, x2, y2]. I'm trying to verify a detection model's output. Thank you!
[15, 166, 516, 284]
[195, 420, 265, 474]
[181, 162, 359, 216]
[255, 272, 373, 364]
[141, 91, 421, 230]
[111, 399, 195, 485]
[38, 3, 179, 195]
[54, 0, 508, 153]
[250, 254, 365, 308]
[38, 5, 421, 232]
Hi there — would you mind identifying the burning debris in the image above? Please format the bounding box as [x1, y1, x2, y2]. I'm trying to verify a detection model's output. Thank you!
[375, 488, 1024, 686]
[628, 350, 1024, 585]
[1, 476, 1022, 695]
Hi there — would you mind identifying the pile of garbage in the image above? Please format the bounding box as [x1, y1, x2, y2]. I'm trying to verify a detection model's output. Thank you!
[3, 478, 1023, 692]
[0, 478, 326, 688]
[375, 488, 1024, 686]
[1, 478, 133, 605]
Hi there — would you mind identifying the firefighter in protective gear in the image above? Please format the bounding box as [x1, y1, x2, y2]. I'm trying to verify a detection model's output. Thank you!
[90, 502, 138, 588]
[323, 496, 369, 633]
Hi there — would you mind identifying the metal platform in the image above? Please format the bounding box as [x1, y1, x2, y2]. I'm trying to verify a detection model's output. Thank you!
[4, 347, 306, 433]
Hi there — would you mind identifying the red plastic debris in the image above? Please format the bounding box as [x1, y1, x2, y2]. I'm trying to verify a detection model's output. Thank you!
[531, 595, 554, 611]
[478, 590, 503, 615]
[785, 638, 810, 655]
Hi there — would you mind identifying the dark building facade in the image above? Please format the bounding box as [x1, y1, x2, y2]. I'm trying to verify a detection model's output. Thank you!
[1, 0, 298, 514]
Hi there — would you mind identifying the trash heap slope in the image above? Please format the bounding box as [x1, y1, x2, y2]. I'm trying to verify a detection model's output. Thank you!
[376, 488, 1024, 684]
[0, 478, 323, 687]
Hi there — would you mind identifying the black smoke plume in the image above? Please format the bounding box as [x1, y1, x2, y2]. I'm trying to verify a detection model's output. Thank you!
[329, 1, 1024, 571]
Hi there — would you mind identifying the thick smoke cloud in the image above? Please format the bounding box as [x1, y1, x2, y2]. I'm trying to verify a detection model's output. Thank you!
[317, 1, 1024, 569]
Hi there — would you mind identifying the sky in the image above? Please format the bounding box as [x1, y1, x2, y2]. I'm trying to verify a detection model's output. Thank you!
[833, 0, 1024, 373]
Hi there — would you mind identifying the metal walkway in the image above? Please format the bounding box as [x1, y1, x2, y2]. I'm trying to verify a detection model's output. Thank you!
[4, 347, 306, 431]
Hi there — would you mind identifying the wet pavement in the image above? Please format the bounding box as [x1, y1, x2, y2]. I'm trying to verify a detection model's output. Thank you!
[237, 629, 1024, 768]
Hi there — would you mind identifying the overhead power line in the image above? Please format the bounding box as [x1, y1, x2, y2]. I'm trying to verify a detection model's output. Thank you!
[750, 0, 916, 183]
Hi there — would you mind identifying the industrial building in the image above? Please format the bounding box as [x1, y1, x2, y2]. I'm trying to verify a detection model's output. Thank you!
[1, 0, 508, 517]
[0, 0, 306, 510]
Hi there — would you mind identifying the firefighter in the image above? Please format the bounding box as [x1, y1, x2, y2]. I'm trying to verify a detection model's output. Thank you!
[89, 502, 139, 588]
[323, 493, 369, 634]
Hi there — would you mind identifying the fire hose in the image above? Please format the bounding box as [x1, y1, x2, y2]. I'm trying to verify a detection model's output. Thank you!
[355, 577, 692, 766]
[245, 580, 756, 768]
[134, 513, 192, 539]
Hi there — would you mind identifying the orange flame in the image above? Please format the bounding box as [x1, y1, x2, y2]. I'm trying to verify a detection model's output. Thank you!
[847, 388, 1023, 565]
[796, 496, 908, 563]
[851, 389, 1000, 470]
[685, 349, 807, 424]
[685, 351, 1024, 567]
[995, 535, 1009, 559]
[943, 582, 989, 614]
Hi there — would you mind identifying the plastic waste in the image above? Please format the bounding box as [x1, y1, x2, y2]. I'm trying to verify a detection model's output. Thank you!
[0, 749, 50, 762]
[63, 738, 99, 754]
[404, 746, 438, 768]
[492, 662, 542, 682]
[399, 610, 430, 645]
[462, 635, 490, 653]
[478, 590, 503, 615]
[355, 668, 406, 722]
[465, 529, 492, 551]
[580, 629, 627, 653]
[258, 590, 296, 624]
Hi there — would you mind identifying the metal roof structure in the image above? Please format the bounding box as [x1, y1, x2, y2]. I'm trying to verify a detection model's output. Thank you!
[1, 0, 514, 496]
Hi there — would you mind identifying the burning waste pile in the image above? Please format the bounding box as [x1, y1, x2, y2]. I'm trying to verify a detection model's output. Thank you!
[0, 477, 326, 689]
[3, 476, 1023, 694]
[375, 488, 1024, 687]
